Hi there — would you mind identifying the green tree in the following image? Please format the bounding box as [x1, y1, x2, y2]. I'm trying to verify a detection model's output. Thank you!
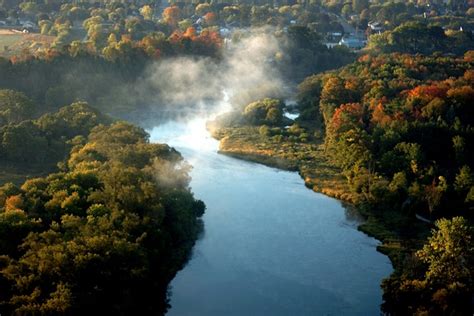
[0, 90, 35, 126]
[19, 2, 40, 16]
[0, 119, 205, 315]
[195, 3, 211, 16]
[352, 0, 369, 13]
[454, 166, 473, 193]
[140, 5, 153, 20]
[383, 217, 474, 315]
[243, 99, 284, 126]
[417, 217, 473, 287]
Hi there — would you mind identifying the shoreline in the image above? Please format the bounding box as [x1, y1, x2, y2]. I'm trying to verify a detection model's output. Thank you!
[209, 125, 429, 273]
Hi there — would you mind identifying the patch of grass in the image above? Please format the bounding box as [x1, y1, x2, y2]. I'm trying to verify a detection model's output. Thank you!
[0, 33, 55, 57]
[211, 124, 351, 202]
[0, 34, 23, 51]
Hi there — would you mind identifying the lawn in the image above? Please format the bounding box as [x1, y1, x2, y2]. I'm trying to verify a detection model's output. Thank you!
[0, 34, 24, 51]
[0, 31, 55, 57]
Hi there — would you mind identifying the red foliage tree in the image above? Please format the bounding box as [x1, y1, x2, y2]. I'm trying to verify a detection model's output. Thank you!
[331, 102, 365, 133]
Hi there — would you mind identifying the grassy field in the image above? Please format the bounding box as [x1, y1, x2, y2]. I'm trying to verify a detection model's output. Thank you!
[0, 34, 24, 49]
[0, 30, 55, 57]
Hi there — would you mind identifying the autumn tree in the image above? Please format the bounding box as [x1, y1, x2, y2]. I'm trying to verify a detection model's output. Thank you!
[195, 3, 211, 16]
[140, 5, 153, 20]
[352, 0, 369, 13]
[382, 217, 473, 315]
[0, 119, 205, 315]
[162, 6, 180, 27]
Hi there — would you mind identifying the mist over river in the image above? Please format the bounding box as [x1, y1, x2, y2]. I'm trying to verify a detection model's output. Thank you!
[149, 116, 392, 316]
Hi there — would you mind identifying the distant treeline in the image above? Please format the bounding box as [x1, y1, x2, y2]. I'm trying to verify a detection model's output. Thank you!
[0, 25, 356, 123]
[0, 54, 153, 121]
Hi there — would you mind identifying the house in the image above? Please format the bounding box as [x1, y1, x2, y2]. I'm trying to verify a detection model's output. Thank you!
[325, 42, 339, 48]
[195, 17, 204, 25]
[220, 27, 231, 37]
[194, 25, 202, 34]
[326, 31, 342, 42]
[368, 21, 383, 33]
[339, 36, 366, 49]
[349, 14, 359, 21]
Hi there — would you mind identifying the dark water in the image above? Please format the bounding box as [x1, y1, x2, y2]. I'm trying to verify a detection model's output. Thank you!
[149, 118, 392, 316]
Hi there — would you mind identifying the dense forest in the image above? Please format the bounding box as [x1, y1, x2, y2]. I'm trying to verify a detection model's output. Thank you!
[298, 53, 474, 314]
[299, 53, 474, 217]
[0, 101, 205, 314]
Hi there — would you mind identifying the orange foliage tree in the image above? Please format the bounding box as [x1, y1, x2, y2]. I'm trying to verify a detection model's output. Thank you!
[204, 12, 217, 25]
[162, 6, 181, 27]
[330, 102, 365, 134]
[5, 195, 24, 211]
[183, 27, 197, 39]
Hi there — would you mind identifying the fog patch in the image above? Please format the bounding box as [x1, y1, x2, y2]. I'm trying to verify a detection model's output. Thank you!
[143, 28, 287, 118]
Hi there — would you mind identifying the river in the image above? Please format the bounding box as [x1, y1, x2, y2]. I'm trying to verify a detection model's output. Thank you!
[149, 116, 392, 316]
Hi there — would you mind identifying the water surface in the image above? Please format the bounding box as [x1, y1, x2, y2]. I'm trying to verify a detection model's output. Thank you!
[149, 118, 392, 316]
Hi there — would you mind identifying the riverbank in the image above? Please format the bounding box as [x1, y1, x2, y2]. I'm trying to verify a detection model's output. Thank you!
[208, 123, 430, 273]
[151, 118, 391, 315]
[210, 125, 352, 199]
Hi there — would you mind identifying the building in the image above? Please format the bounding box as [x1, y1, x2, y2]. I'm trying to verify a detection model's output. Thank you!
[368, 21, 383, 33]
[339, 36, 366, 49]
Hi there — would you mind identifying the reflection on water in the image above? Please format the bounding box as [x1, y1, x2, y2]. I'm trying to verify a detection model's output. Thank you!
[149, 117, 392, 316]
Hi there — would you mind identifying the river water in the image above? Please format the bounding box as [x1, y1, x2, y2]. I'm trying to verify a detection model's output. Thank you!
[149, 117, 392, 316]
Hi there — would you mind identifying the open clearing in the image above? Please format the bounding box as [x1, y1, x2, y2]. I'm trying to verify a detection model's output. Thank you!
[0, 30, 55, 57]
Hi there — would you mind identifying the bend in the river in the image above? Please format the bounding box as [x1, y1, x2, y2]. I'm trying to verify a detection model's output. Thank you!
[149, 117, 392, 316]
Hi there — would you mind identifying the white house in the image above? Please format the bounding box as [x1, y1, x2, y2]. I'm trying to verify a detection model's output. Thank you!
[368, 21, 383, 33]
[339, 36, 366, 49]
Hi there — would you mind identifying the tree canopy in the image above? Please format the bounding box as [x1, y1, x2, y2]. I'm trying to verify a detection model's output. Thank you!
[0, 108, 204, 315]
[382, 217, 473, 315]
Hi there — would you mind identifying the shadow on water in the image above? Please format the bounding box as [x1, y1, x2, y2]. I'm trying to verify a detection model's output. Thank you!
[165, 217, 206, 315]
[342, 202, 367, 226]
